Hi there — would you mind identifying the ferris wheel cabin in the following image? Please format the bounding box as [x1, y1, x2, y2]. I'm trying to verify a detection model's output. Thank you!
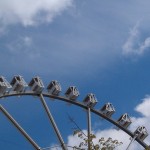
[100, 103, 115, 117]
[134, 126, 148, 141]
[10, 75, 28, 92]
[83, 93, 98, 108]
[29, 76, 44, 93]
[47, 80, 61, 96]
[65, 86, 80, 100]
[0, 76, 12, 94]
[117, 113, 132, 129]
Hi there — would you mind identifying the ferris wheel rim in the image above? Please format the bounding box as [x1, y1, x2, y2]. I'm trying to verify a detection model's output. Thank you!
[0, 90, 149, 149]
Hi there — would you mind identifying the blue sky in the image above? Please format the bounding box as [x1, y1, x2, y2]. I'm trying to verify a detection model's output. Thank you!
[1, 0, 150, 149]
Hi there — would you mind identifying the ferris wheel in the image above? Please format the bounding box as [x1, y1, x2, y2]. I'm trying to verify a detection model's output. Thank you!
[0, 75, 149, 150]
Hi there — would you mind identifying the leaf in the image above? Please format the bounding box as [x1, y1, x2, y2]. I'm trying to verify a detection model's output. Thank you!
[90, 134, 96, 139]
[99, 137, 105, 142]
[94, 144, 100, 150]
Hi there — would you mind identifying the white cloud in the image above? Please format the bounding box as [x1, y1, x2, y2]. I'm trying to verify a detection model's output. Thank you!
[0, 0, 73, 26]
[135, 95, 150, 117]
[122, 22, 150, 56]
[67, 96, 150, 149]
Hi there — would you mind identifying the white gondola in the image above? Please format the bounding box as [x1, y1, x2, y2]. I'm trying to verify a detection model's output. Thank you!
[134, 126, 148, 141]
[83, 93, 97, 108]
[47, 80, 61, 95]
[65, 86, 79, 100]
[100, 103, 115, 117]
[10, 75, 28, 92]
[117, 113, 132, 128]
[0, 76, 12, 94]
[29, 76, 44, 93]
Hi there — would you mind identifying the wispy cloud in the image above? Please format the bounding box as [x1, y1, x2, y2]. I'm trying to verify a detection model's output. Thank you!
[122, 22, 150, 57]
[67, 95, 150, 149]
[6, 36, 41, 59]
[0, 0, 73, 27]
[7, 36, 32, 52]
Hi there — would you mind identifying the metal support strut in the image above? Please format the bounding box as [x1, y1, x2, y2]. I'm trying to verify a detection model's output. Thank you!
[126, 134, 138, 150]
[40, 94, 67, 150]
[87, 107, 92, 150]
[0, 104, 41, 150]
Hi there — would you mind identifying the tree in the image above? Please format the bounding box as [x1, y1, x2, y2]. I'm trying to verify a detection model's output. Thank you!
[72, 130, 123, 150]
[68, 114, 122, 150]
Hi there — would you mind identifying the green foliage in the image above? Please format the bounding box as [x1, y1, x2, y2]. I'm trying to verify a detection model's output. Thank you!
[145, 146, 150, 150]
[73, 130, 123, 150]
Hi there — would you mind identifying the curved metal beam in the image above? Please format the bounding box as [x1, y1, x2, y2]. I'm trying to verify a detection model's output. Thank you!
[0, 91, 149, 148]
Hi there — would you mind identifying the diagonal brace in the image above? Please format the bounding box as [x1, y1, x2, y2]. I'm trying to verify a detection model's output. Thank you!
[0, 104, 41, 150]
[39, 94, 67, 150]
